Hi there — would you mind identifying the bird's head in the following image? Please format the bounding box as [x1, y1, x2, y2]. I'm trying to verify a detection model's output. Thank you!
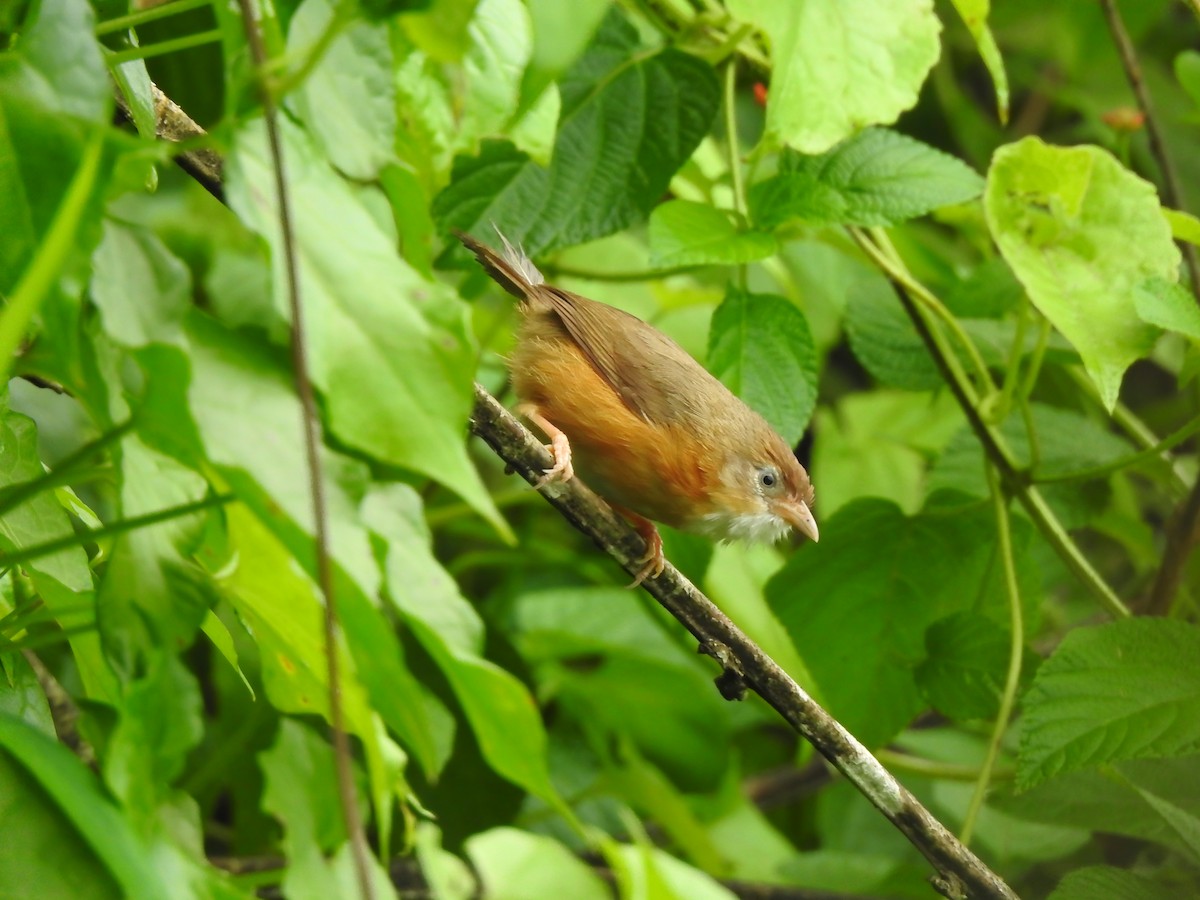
[693, 431, 818, 545]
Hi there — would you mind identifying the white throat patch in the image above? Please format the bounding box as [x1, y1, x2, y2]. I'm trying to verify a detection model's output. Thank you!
[691, 510, 791, 544]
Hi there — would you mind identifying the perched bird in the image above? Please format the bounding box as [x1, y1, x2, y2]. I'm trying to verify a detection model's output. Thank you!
[459, 228, 818, 585]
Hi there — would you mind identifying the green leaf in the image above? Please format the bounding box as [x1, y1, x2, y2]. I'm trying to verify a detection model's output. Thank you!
[726, 1, 940, 154]
[91, 220, 190, 347]
[1177, 49, 1200, 110]
[843, 277, 942, 390]
[518, 0, 610, 114]
[996, 756, 1200, 860]
[466, 828, 609, 900]
[364, 484, 563, 808]
[1164, 207, 1200, 246]
[186, 321, 443, 775]
[0, 0, 109, 122]
[288, 0, 396, 181]
[461, 0, 533, 146]
[749, 130, 985, 229]
[811, 391, 962, 518]
[706, 286, 818, 445]
[1134, 278, 1200, 340]
[929, 403, 1132, 528]
[0, 652, 54, 736]
[607, 843, 738, 900]
[512, 586, 733, 790]
[0, 745, 120, 900]
[1018, 619, 1200, 789]
[228, 117, 510, 538]
[984, 138, 1178, 411]
[915, 611, 1032, 721]
[102, 654, 203, 823]
[433, 12, 719, 255]
[766, 498, 1033, 748]
[947, 0, 1009, 123]
[1049, 866, 1184, 900]
[648, 200, 776, 267]
[0, 713, 172, 898]
[0, 405, 115, 703]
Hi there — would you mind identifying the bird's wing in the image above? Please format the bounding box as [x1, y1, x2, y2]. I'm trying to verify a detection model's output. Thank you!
[544, 286, 715, 428]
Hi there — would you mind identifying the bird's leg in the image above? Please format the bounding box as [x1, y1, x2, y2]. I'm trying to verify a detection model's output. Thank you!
[517, 403, 574, 487]
[614, 506, 665, 588]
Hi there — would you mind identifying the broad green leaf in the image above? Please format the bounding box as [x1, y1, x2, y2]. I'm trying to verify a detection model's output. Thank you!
[1018, 619, 1200, 789]
[512, 586, 733, 789]
[915, 611, 1033, 721]
[98, 435, 212, 659]
[461, 0, 532, 145]
[110, 52, 156, 140]
[91, 220, 189, 347]
[811, 390, 962, 518]
[433, 11, 719, 255]
[948, 0, 1009, 122]
[1049, 867, 1182, 900]
[415, 824, 476, 900]
[400, 0, 478, 62]
[261, 719, 399, 900]
[519, 0, 610, 113]
[186, 321, 443, 774]
[648, 200, 776, 267]
[930, 403, 1132, 529]
[1164, 207, 1200, 246]
[1177, 49, 1200, 110]
[0, 0, 109, 122]
[0, 652, 54, 736]
[984, 138, 1178, 411]
[843, 279, 942, 390]
[607, 843, 738, 900]
[726, 0, 941, 154]
[997, 756, 1200, 860]
[749, 130, 985, 229]
[0, 405, 114, 702]
[1129, 781, 1200, 864]
[0, 713, 172, 898]
[1134, 278, 1200, 340]
[466, 828, 609, 900]
[0, 745, 120, 900]
[289, 0, 396, 181]
[706, 286, 817, 445]
[228, 117, 509, 538]
[364, 484, 562, 807]
[766, 497, 1034, 748]
[102, 655, 203, 825]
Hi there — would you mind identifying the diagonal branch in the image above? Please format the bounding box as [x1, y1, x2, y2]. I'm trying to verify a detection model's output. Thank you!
[469, 386, 1017, 900]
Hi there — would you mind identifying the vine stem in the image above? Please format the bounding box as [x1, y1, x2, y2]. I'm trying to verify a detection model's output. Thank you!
[234, 6, 374, 899]
[849, 227, 1131, 619]
[960, 466, 1025, 845]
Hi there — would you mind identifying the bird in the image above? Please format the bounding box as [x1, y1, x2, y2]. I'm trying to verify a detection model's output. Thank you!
[458, 228, 818, 585]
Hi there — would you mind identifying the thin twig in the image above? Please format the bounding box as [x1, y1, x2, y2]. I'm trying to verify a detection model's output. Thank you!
[469, 385, 1018, 900]
[1098, 0, 1200, 304]
[234, 6, 374, 899]
[961, 466, 1024, 845]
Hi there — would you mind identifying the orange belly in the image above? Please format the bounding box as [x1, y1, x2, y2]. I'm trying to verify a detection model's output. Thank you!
[510, 330, 715, 529]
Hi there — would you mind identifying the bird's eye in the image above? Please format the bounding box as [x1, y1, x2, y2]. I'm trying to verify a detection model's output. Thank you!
[757, 468, 779, 490]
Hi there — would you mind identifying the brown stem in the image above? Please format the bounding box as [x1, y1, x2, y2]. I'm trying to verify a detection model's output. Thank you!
[1098, 0, 1200, 302]
[1146, 477, 1200, 615]
[232, 7, 373, 899]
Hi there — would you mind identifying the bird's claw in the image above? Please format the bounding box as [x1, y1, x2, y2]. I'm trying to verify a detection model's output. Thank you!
[625, 529, 665, 588]
[534, 432, 573, 488]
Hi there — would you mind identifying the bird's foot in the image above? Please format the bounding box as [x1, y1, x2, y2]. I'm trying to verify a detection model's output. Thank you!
[517, 404, 575, 488]
[535, 431, 574, 487]
[623, 514, 665, 588]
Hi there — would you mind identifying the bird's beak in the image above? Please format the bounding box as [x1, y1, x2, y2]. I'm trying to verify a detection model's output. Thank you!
[776, 499, 819, 543]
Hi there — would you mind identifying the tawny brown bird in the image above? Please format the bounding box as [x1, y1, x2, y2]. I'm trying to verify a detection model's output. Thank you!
[459, 228, 818, 585]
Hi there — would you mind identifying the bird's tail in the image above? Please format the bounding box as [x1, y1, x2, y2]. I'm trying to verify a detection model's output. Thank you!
[455, 226, 544, 301]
